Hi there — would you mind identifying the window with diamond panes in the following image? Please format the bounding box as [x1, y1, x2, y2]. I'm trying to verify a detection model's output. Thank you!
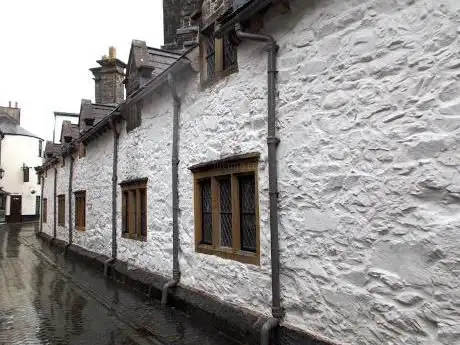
[201, 25, 238, 84]
[193, 156, 259, 265]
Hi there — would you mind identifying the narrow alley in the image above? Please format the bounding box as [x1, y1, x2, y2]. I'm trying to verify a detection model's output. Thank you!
[0, 223, 242, 345]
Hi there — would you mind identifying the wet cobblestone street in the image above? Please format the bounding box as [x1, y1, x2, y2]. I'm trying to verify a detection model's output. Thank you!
[0, 224, 242, 345]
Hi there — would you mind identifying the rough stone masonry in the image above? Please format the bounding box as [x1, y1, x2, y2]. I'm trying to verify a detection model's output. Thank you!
[41, 0, 460, 344]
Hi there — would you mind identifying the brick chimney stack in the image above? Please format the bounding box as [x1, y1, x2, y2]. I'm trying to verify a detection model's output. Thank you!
[90, 47, 127, 105]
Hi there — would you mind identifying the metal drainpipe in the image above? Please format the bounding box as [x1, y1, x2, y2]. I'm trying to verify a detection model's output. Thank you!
[53, 166, 57, 240]
[104, 118, 119, 276]
[39, 174, 44, 234]
[234, 25, 284, 344]
[68, 153, 74, 247]
[161, 72, 181, 305]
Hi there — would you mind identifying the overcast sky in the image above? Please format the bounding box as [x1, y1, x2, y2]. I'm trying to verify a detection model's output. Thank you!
[0, 0, 164, 141]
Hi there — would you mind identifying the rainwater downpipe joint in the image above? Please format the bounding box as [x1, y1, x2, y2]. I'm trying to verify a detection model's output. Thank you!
[162, 72, 181, 305]
[232, 24, 284, 344]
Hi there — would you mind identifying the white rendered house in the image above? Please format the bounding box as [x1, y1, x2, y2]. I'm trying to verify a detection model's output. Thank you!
[0, 103, 43, 223]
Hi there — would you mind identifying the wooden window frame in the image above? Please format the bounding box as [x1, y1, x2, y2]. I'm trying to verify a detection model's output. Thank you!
[57, 194, 65, 226]
[79, 143, 86, 158]
[192, 155, 260, 265]
[125, 101, 143, 133]
[200, 25, 238, 88]
[74, 191, 86, 231]
[120, 178, 147, 241]
[43, 198, 47, 223]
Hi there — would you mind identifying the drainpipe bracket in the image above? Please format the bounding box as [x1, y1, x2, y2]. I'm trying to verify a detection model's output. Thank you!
[267, 136, 280, 146]
[173, 270, 181, 281]
[272, 306, 285, 319]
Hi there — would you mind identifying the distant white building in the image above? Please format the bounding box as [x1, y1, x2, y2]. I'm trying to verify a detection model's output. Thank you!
[0, 103, 43, 223]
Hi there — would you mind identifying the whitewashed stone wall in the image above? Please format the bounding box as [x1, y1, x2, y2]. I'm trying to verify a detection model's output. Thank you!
[116, 86, 174, 277]
[72, 132, 114, 258]
[56, 160, 69, 242]
[42, 168, 54, 237]
[39, 0, 460, 344]
[273, 0, 460, 344]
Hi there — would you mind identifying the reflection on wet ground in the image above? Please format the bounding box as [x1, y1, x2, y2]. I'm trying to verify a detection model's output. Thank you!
[0, 224, 242, 345]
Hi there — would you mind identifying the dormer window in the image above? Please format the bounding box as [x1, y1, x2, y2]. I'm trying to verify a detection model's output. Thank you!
[64, 136, 72, 143]
[201, 25, 238, 86]
[84, 118, 95, 126]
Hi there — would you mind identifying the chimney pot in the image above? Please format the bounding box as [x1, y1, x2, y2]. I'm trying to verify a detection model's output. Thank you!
[109, 46, 116, 59]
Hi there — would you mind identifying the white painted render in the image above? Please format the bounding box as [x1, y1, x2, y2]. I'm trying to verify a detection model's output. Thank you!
[1, 134, 42, 216]
[41, 0, 460, 344]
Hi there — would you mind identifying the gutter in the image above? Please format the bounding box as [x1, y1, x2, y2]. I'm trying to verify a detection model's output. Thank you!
[162, 71, 182, 305]
[217, 20, 284, 344]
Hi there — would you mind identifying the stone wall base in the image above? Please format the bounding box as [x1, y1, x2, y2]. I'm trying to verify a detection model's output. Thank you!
[38, 231, 337, 345]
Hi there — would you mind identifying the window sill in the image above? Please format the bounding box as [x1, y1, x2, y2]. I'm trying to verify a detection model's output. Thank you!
[196, 244, 259, 265]
[76, 226, 85, 232]
[200, 65, 238, 91]
[121, 232, 147, 242]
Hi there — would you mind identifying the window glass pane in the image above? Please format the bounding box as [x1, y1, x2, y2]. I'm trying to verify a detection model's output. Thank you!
[219, 177, 232, 247]
[82, 195, 86, 228]
[140, 188, 146, 236]
[131, 190, 137, 234]
[223, 34, 237, 70]
[206, 32, 215, 80]
[200, 179, 212, 245]
[122, 191, 128, 233]
[35, 196, 40, 215]
[239, 174, 256, 252]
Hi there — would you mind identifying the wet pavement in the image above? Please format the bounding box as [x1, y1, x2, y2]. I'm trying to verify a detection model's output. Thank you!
[0, 223, 244, 345]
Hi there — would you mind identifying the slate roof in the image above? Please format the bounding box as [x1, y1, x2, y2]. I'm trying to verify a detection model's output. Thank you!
[0, 114, 42, 140]
[44, 140, 62, 157]
[60, 121, 79, 142]
[79, 99, 116, 133]
[146, 47, 184, 78]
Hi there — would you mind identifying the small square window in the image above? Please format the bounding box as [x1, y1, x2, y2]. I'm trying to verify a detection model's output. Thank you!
[42, 198, 48, 223]
[120, 179, 147, 241]
[75, 191, 86, 231]
[201, 25, 238, 85]
[57, 194, 65, 226]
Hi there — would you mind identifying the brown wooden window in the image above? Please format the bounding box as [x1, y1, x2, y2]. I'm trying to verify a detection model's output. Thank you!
[75, 191, 86, 231]
[191, 154, 259, 265]
[120, 178, 147, 241]
[57, 194, 65, 226]
[125, 101, 143, 133]
[79, 143, 86, 158]
[201, 25, 238, 85]
[43, 198, 47, 223]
